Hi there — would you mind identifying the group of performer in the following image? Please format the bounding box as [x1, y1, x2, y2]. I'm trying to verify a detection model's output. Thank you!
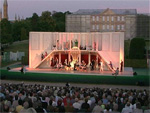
[48, 55, 123, 73]
[41, 51, 48, 61]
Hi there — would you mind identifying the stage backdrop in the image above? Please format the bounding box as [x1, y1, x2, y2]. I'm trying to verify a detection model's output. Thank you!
[29, 32, 124, 70]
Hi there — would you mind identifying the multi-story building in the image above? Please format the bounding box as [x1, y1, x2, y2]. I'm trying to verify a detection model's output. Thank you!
[66, 8, 137, 40]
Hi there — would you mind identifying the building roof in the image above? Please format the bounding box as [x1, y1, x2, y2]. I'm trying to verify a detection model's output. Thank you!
[73, 9, 137, 15]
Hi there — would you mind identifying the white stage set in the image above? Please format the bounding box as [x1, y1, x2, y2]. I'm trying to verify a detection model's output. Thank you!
[29, 32, 124, 73]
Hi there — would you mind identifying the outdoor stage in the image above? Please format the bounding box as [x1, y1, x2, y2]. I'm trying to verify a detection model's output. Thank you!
[10, 66, 133, 77]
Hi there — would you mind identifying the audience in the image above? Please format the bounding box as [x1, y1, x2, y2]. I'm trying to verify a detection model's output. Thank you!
[0, 83, 149, 113]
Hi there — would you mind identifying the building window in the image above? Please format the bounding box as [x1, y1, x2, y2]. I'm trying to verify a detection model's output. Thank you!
[96, 16, 99, 21]
[121, 25, 124, 30]
[107, 16, 109, 21]
[117, 16, 120, 21]
[102, 16, 105, 21]
[111, 25, 114, 30]
[111, 16, 114, 21]
[117, 25, 120, 30]
[96, 25, 99, 30]
[92, 16, 95, 21]
[122, 16, 124, 21]
[107, 25, 109, 30]
[102, 25, 105, 30]
[92, 25, 95, 30]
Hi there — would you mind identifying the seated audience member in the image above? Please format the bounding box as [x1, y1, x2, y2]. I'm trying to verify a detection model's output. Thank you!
[92, 100, 104, 113]
[121, 102, 133, 113]
[133, 102, 143, 113]
[81, 98, 90, 112]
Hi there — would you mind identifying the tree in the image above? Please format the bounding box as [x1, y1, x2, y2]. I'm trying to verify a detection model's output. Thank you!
[12, 20, 31, 41]
[136, 14, 150, 40]
[21, 28, 27, 40]
[1, 19, 12, 44]
[129, 38, 146, 59]
[39, 11, 55, 31]
[31, 13, 39, 31]
[52, 12, 65, 32]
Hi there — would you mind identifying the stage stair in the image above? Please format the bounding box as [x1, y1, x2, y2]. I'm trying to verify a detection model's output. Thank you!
[33, 50, 55, 69]
[97, 51, 117, 72]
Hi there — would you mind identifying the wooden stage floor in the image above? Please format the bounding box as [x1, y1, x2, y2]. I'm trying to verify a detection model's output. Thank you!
[10, 66, 133, 77]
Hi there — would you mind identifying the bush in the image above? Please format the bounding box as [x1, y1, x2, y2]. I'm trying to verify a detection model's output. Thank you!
[124, 59, 147, 68]
[129, 38, 146, 59]
[21, 55, 29, 65]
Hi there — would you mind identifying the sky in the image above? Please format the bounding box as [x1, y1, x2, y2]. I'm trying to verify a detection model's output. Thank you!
[0, 0, 149, 20]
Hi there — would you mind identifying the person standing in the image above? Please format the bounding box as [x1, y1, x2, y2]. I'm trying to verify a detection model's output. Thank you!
[120, 60, 123, 72]
[44, 51, 48, 58]
[100, 60, 103, 72]
[41, 53, 44, 60]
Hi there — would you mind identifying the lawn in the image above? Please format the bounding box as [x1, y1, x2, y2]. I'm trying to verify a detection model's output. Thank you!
[1, 40, 29, 67]
[3, 40, 29, 55]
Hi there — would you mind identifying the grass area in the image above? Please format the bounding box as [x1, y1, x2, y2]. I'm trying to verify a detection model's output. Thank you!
[3, 40, 29, 56]
[1, 40, 29, 67]
[133, 68, 150, 76]
[1, 70, 149, 86]
[1, 61, 20, 68]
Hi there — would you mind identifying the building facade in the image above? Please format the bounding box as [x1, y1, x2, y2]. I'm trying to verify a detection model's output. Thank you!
[66, 8, 137, 40]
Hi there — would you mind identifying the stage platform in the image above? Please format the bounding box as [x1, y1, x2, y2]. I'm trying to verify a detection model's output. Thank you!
[10, 66, 133, 77]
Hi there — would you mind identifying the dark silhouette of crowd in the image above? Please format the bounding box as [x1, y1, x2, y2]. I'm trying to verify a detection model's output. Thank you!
[0, 83, 149, 113]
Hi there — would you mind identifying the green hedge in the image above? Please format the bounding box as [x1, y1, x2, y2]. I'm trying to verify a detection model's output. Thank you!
[129, 38, 146, 59]
[125, 59, 147, 68]
[21, 55, 29, 65]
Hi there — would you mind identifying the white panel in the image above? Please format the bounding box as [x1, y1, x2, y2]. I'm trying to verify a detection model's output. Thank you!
[102, 34, 110, 51]
[31, 33, 40, 50]
[112, 34, 120, 52]
[43, 34, 51, 50]
[98, 34, 102, 51]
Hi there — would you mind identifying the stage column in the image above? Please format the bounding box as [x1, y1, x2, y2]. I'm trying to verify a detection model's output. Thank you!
[59, 52, 61, 63]
[88, 52, 91, 67]
[96, 33, 98, 51]
[68, 52, 71, 62]
[78, 34, 80, 49]
[79, 53, 81, 65]
[92, 34, 94, 51]
[96, 54, 98, 68]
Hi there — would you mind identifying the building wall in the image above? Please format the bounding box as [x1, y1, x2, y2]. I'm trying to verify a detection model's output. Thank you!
[66, 10, 136, 40]
[66, 15, 91, 32]
[125, 15, 137, 40]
